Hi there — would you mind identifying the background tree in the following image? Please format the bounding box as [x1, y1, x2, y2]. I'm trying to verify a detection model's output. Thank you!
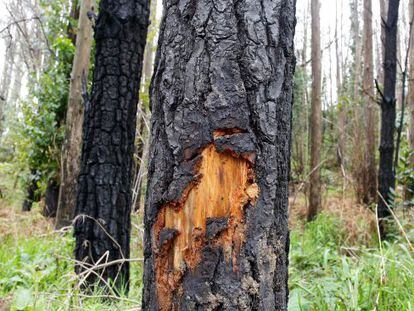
[74, 0, 150, 290]
[308, 0, 322, 221]
[377, 0, 400, 238]
[362, 0, 377, 204]
[56, 0, 96, 228]
[408, 0, 414, 201]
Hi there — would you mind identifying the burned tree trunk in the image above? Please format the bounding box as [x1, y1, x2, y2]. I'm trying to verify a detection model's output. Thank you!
[42, 181, 59, 218]
[143, 0, 296, 310]
[22, 170, 40, 212]
[74, 0, 150, 290]
[378, 0, 400, 238]
[56, 0, 96, 229]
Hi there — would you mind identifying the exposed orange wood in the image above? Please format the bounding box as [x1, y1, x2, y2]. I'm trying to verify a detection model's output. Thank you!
[154, 141, 258, 311]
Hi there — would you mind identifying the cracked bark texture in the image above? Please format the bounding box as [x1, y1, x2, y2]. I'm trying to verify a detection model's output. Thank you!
[74, 0, 150, 289]
[143, 0, 296, 310]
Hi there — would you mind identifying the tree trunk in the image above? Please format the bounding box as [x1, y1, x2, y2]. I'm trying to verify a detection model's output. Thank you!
[378, 0, 400, 238]
[43, 181, 59, 218]
[407, 0, 414, 201]
[351, 0, 367, 203]
[132, 0, 157, 211]
[56, 0, 96, 229]
[336, 0, 346, 167]
[308, 0, 322, 221]
[67, 0, 80, 46]
[74, 0, 150, 291]
[363, 0, 377, 204]
[379, 0, 387, 85]
[142, 0, 296, 310]
[22, 170, 40, 212]
[0, 34, 16, 133]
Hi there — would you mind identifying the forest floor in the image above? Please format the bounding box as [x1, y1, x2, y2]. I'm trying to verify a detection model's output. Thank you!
[0, 188, 413, 310]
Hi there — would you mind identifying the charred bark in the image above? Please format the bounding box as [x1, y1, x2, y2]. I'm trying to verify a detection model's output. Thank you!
[42, 181, 59, 218]
[22, 171, 40, 212]
[143, 0, 296, 310]
[74, 0, 150, 290]
[378, 0, 400, 238]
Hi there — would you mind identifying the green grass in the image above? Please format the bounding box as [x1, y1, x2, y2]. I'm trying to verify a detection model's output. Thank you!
[0, 210, 145, 310]
[0, 203, 413, 310]
[289, 213, 414, 310]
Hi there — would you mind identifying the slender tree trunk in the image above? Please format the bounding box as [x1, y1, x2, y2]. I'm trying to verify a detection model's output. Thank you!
[56, 0, 96, 229]
[378, 0, 400, 238]
[143, 0, 296, 309]
[308, 0, 322, 221]
[43, 181, 59, 218]
[407, 0, 414, 200]
[67, 0, 80, 46]
[351, 0, 367, 202]
[9, 32, 23, 107]
[379, 0, 387, 84]
[363, 0, 377, 204]
[22, 169, 40, 212]
[336, 0, 346, 166]
[0, 35, 16, 133]
[133, 0, 157, 211]
[74, 0, 150, 290]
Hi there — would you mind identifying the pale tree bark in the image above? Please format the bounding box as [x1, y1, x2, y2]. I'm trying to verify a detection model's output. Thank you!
[407, 0, 414, 200]
[9, 42, 24, 106]
[143, 0, 296, 309]
[0, 35, 16, 133]
[336, 0, 346, 167]
[363, 0, 377, 204]
[55, 0, 96, 228]
[379, 0, 387, 84]
[351, 0, 367, 203]
[308, 0, 322, 221]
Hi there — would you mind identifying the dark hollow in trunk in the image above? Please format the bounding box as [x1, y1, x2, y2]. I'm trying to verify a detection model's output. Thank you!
[73, 0, 150, 291]
[42, 181, 59, 218]
[143, 0, 296, 310]
[378, 0, 400, 238]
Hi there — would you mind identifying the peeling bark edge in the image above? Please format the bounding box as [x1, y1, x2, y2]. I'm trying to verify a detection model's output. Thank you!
[143, 0, 296, 309]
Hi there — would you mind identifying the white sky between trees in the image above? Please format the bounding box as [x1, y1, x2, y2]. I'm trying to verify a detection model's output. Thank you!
[0, 0, 411, 109]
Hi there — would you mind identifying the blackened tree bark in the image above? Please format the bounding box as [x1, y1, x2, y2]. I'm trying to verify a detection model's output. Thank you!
[42, 181, 59, 218]
[74, 0, 150, 290]
[143, 0, 296, 310]
[378, 0, 400, 238]
[22, 170, 40, 212]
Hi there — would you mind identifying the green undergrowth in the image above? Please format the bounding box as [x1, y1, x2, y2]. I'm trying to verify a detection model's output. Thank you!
[0, 211, 144, 310]
[289, 213, 414, 310]
[0, 205, 413, 310]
